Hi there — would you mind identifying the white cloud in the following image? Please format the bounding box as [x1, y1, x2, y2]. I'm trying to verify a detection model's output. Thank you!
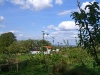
[9, 30, 25, 39]
[55, 0, 63, 5]
[46, 21, 79, 45]
[17, 33, 24, 37]
[28, 0, 53, 11]
[0, 16, 4, 22]
[10, 30, 21, 33]
[50, 30, 78, 38]
[48, 25, 59, 30]
[48, 30, 78, 45]
[57, 0, 95, 16]
[58, 9, 78, 16]
[58, 21, 78, 30]
[0, 24, 5, 28]
[0, 0, 4, 5]
[47, 21, 78, 32]
[58, 10, 71, 15]
[8, 0, 24, 5]
[0, 16, 5, 28]
[9, 30, 40, 40]
[48, 25, 55, 29]
[8, 0, 53, 11]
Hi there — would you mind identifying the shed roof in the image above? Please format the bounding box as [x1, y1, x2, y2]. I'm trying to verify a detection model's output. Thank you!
[45, 46, 52, 49]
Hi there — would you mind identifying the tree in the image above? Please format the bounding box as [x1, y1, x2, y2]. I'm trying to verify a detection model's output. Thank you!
[39, 40, 51, 46]
[71, 1, 100, 65]
[42, 31, 45, 45]
[7, 39, 39, 54]
[7, 41, 20, 54]
[0, 32, 16, 53]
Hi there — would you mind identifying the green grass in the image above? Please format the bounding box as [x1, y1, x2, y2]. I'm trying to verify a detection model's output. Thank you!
[16, 54, 30, 61]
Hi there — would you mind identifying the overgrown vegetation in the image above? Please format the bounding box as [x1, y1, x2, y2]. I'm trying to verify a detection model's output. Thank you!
[0, 47, 100, 75]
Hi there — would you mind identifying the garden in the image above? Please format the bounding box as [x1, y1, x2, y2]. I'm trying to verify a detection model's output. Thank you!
[0, 0, 100, 75]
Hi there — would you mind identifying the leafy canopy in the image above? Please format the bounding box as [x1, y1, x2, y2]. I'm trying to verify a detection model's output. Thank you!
[0, 32, 16, 53]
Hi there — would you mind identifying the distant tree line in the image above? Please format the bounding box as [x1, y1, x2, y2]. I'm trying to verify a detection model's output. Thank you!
[0, 32, 51, 54]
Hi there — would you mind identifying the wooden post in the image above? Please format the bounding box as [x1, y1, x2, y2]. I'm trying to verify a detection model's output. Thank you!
[0, 66, 1, 71]
[16, 63, 18, 72]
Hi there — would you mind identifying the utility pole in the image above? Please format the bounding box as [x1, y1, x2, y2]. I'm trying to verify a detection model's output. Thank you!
[42, 31, 45, 46]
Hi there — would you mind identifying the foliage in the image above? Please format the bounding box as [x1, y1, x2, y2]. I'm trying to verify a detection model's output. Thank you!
[39, 39, 51, 46]
[6, 39, 51, 54]
[71, 1, 100, 65]
[7, 41, 21, 54]
[40, 46, 47, 52]
[0, 47, 100, 75]
[0, 32, 16, 53]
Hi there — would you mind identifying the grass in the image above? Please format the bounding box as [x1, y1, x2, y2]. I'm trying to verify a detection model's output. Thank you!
[16, 54, 30, 61]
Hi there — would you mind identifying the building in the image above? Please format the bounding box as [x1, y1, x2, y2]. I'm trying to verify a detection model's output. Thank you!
[30, 46, 52, 54]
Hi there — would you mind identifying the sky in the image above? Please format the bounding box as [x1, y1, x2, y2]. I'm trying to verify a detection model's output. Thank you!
[0, 0, 100, 45]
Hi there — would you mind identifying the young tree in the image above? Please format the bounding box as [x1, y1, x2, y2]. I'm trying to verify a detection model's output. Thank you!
[71, 1, 100, 65]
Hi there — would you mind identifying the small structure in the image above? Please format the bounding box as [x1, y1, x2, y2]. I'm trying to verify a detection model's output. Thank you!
[30, 50, 40, 54]
[56, 49, 59, 52]
[30, 46, 59, 54]
[44, 46, 52, 54]
[52, 49, 59, 53]
[30, 47, 40, 54]
[46, 46, 52, 51]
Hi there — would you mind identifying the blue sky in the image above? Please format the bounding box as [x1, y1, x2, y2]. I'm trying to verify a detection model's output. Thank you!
[0, 0, 100, 45]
